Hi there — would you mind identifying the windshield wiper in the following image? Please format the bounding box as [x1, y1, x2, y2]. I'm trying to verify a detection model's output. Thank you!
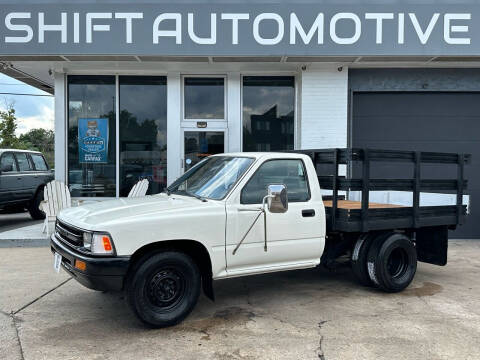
[186, 191, 208, 202]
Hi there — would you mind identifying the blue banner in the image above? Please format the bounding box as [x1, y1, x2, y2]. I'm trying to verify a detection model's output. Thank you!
[78, 118, 109, 163]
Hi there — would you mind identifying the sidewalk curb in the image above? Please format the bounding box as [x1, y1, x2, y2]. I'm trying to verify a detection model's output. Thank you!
[0, 238, 50, 248]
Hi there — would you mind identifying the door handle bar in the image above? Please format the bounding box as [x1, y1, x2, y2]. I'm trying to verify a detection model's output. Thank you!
[302, 209, 315, 217]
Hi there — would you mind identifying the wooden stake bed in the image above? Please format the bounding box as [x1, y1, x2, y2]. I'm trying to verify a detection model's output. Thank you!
[323, 200, 404, 210]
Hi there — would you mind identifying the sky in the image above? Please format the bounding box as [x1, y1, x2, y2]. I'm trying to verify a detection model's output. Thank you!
[0, 73, 54, 136]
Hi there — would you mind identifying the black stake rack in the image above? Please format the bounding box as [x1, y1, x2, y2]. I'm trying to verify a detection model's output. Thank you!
[292, 148, 471, 233]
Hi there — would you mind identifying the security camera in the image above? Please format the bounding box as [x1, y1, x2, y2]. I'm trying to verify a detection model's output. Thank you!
[301, 65, 307, 71]
[48, 69, 53, 76]
[338, 66, 343, 72]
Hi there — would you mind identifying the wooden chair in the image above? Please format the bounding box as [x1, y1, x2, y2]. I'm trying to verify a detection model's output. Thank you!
[128, 179, 149, 198]
[41, 180, 72, 236]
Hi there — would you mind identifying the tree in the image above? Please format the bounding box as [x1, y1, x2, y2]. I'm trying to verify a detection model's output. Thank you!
[0, 102, 20, 148]
[19, 129, 55, 167]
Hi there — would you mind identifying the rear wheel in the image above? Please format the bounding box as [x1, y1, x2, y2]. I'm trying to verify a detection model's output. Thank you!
[28, 188, 45, 220]
[351, 233, 377, 286]
[367, 233, 417, 293]
[126, 251, 201, 328]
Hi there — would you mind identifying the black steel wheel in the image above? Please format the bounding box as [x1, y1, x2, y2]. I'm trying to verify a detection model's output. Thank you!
[367, 233, 417, 293]
[126, 251, 201, 328]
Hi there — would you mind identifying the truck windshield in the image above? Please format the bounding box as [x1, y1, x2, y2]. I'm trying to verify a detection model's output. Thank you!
[166, 156, 254, 200]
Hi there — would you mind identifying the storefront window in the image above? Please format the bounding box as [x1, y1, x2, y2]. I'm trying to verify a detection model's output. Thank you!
[243, 76, 295, 152]
[184, 77, 225, 119]
[68, 76, 116, 197]
[119, 76, 167, 196]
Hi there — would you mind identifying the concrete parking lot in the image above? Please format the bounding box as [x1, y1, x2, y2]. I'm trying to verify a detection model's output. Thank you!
[0, 212, 41, 233]
[1, 240, 479, 360]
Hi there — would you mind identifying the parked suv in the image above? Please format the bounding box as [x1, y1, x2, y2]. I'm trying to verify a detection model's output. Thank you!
[0, 149, 53, 219]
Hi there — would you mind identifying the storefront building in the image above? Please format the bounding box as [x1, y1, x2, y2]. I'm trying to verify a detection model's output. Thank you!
[1, 0, 479, 238]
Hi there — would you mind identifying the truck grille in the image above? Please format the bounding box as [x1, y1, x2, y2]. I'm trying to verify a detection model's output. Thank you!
[55, 220, 84, 247]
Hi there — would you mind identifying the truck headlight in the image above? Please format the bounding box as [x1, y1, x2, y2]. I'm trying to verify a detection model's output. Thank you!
[83, 232, 114, 255]
[83, 232, 92, 250]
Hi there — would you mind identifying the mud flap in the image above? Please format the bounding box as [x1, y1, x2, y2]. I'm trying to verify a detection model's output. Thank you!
[202, 275, 215, 301]
[415, 226, 448, 266]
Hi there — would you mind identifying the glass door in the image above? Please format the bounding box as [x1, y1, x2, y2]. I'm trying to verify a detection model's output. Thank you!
[183, 130, 226, 172]
[181, 75, 228, 173]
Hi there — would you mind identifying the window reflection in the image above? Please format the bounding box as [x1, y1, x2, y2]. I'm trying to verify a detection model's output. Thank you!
[68, 76, 116, 197]
[184, 77, 224, 119]
[119, 76, 167, 196]
[243, 76, 295, 152]
[184, 131, 225, 171]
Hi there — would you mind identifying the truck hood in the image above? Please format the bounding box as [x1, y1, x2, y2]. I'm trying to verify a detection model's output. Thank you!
[57, 194, 212, 229]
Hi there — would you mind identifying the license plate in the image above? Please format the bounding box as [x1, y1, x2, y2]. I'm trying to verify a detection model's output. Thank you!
[53, 252, 62, 273]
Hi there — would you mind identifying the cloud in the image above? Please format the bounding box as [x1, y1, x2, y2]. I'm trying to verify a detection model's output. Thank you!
[0, 73, 54, 136]
[15, 105, 54, 135]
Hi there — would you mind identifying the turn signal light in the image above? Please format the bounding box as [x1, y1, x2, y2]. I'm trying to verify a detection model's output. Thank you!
[74, 259, 87, 271]
[91, 233, 115, 255]
[102, 236, 112, 251]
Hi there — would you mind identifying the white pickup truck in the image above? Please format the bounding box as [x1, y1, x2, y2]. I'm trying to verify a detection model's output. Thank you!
[51, 149, 469, 327]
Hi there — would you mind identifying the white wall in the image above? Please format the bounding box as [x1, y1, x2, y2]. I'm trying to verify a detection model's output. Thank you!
[167, 72, 181, 185]
[54, 71, 66, 182]
[299, 65, 348, 149]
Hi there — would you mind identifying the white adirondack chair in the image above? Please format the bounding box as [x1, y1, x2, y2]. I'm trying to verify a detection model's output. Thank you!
[128, 179, 149, 198]
[41, 180, 72, 236]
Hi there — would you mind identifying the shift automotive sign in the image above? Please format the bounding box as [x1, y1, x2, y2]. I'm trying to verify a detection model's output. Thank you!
[78, 118, 108, 163]
[0, 7, 474, 56]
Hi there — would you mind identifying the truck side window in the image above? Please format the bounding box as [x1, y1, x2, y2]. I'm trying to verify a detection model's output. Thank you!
[241, 159, 310, 204]
[31, 154, 48, 171]
[15, 153, 32, 172]
[0, 153, 18, 172]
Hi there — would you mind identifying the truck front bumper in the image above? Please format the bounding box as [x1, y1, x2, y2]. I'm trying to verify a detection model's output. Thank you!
[50, 234, 130, 291]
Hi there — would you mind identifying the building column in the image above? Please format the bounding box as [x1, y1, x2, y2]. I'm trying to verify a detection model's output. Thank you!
[54, 71, 66, 182]
[226, 72, 241, 152]
[299, 65, 348, 149]
[167, 72, 181, 185]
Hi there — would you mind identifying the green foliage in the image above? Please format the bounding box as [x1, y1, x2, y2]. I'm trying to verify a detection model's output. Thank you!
[0, 103, 54, 168]
[19, 129, 55, 167]
[0, 105, 20, 148]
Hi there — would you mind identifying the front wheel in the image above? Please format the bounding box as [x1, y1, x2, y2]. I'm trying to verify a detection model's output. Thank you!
[126, 251, 201, 328]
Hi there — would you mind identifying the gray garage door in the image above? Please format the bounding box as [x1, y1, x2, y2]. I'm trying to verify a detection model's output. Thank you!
[352, 92, 480, 239]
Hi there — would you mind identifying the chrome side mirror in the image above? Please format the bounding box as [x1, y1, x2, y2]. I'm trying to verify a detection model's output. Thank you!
[267, 184, 288, 213]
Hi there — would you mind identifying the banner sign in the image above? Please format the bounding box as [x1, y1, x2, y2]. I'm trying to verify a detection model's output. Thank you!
[0, 3, 479, 56]
[78, 118, 108, 163]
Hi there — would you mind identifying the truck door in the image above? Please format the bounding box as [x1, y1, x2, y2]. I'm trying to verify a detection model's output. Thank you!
[225, 158, 324, 275]
[0, 152, 22, 205]
[14, 152, 36, 201]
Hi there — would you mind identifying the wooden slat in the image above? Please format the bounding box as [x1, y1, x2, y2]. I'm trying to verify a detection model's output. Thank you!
[46, 182, 54, 216]
[323, 200, 405, 210]
[65, 182, 71, 207]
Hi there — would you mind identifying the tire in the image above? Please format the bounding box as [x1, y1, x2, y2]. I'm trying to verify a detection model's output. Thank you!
[351, 233, 377, 286]
[28, 188, 45, 220]
[126, 251, 201, 328]
[367, 233, 417, 293]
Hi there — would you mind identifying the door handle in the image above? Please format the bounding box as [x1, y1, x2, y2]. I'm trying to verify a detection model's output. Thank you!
[302, 209, 315, 217]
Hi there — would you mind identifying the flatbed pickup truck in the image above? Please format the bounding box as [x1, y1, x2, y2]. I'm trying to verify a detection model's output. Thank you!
[51, 149, 470, 327]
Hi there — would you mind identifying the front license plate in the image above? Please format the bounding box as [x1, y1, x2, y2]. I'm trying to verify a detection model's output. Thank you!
[53, 252, 62, 273]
